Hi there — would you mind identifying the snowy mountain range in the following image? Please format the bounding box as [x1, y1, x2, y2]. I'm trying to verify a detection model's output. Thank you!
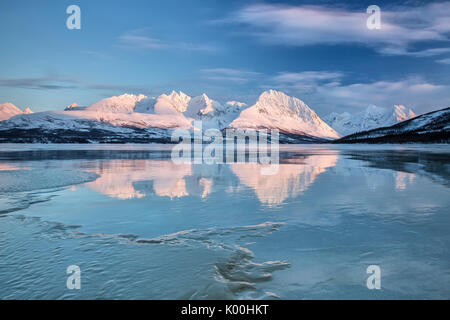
[0, 90, 338, 143]
[0, 103, 33, 121]
[324, 105, 417, 136]
[0, 90, 447, 143]
[336, 107, 450, 143]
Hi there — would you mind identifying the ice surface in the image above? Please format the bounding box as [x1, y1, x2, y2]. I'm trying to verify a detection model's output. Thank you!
[0, 144, 449, 299]
[0, 168, 99, 193]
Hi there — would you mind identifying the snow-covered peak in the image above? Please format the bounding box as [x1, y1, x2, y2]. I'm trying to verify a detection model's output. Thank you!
[324, 104, 418, 136]
[183, 94, 243, 129]
[364, 105, 386, 119]
[168, 90, 190, 102]
[184, 93, 219, 118]
[23, 108, 33, 114]
[154, 91, 191, 114]
[230, 90, 340, 139]
[0, 103, 31, 121]
[223, 101, 248, 114]
[254, 90, 320, 121]
[392, 105, 417, 122]
[324, 112, 351, 124]
[86, 94, 147, 113]
[339, 107, 450, 142]
[166, 91, 191, 112]
[226, 101, 247, 108]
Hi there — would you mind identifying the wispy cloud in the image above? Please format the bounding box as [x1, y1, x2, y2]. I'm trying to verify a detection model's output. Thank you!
[200, 68, 261, 83]
[263, 73, 450, 115]
[264, 71, 344, 95]
[0, 73, 149, 94]
[436, 58, 450, 65]
[314, 78, 447, 110]
[272, 71, 343, 84]
[387, 47, 450, 57]
[227, 2, 450, 57]
[118, 29, 217, 52]
[0, 74, 79, 90]
[200, 67, 449, 114]
[86, 83, 148, 93]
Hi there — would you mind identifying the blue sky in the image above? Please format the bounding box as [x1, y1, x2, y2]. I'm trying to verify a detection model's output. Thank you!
[0, 0, 449, 116]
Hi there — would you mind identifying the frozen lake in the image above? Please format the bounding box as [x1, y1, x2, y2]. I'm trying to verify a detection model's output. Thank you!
[0, 144, 449, 299]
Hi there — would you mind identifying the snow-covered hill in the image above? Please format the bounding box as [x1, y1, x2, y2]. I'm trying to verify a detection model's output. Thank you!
[0, 103, 32, 121]
[324, 105, 417, 136]
[336, 107, 449, 143]
[230, 90, 339, 139]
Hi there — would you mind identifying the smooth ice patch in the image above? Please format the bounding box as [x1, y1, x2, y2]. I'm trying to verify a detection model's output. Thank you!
[0, 169, 99, 193]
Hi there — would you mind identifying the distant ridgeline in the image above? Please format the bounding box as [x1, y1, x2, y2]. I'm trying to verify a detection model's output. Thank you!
[0, 92, 448, 144]
[334, 107, 450, 144]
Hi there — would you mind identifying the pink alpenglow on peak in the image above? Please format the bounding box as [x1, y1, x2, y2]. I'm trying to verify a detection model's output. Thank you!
[393, 105, 417, 122]
[226, 101, 248, 108]
[151, 91, 192, 115]
[86, 94, 148, 113]
[230, 90, 340, 139]
[0, 103, 33, 121]
[1, 90, 348, 140]
[185, 93, 220, 118]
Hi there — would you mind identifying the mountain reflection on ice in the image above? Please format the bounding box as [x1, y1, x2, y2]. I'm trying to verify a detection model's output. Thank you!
[230, 155, 338, 205]
[0, 144, 449, 300]
[84, 160, 193, 200]
[79, 154, 338, 205]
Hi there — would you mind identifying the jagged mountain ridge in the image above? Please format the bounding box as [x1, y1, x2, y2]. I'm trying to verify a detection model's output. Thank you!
[0, 90, 338, 142]
[0, 90, 445, 143]
[324, 105, 417, 136]
[0, 103, 32, 121]
[335, 107, 450, 143]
